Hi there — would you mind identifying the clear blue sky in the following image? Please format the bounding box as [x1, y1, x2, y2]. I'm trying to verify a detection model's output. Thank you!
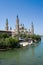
[0, 0, 43, 35]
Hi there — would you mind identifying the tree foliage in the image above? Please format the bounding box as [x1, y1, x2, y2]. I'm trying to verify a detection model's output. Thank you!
[0, 33, 9, 39]
[0, 33, 19, 49]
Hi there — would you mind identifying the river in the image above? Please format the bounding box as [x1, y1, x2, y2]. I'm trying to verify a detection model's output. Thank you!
[0, 37, 43, 65]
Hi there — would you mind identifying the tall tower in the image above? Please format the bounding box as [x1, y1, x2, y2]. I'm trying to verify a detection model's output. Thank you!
[10, 27, 12, 30]
[16, 15, 19, 38]
[31, 22, 34, 35]
[5, 19, 9, 31]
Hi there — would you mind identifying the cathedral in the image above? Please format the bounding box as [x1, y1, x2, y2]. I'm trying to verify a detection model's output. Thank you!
[0, 15, 34, 37]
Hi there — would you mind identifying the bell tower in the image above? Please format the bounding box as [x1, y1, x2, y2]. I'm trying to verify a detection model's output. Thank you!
[16, 15, 19, 39]
[31, 22, 34, 35]
[16, 15, 19, 34]
[5, 19, 9, 31]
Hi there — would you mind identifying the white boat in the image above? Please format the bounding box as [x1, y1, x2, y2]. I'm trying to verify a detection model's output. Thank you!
[20, 41, 33, 46]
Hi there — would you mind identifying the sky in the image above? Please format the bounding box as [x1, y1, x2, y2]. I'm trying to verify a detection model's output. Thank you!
[0, 0, 43, 35]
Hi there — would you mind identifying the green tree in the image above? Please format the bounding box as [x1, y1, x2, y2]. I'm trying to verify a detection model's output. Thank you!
[0, 33, 9, 39]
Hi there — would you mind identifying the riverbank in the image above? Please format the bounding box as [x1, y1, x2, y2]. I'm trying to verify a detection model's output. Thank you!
[0, 33, 41, 50]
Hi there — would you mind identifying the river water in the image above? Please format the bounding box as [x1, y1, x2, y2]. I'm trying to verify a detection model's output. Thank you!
[0, 37, 43, 65]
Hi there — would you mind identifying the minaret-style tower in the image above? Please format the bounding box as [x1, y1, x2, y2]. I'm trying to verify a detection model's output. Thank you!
[5, 19, 9, 31]
[16, 15, 19, 38]
[31, 22, 34, 35]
